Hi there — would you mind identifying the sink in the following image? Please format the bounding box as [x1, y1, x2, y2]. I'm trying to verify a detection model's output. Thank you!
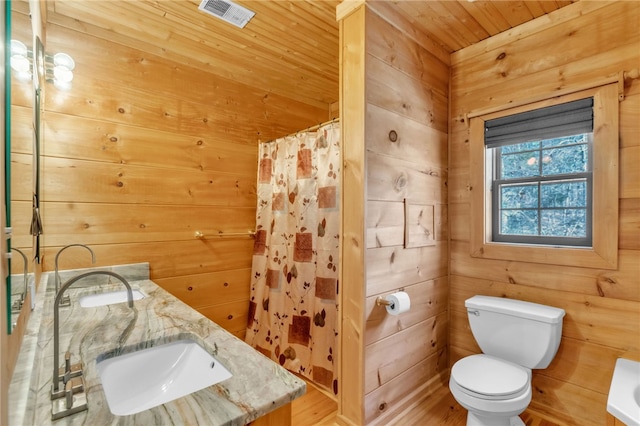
[607, 358, 640, 426]
[97, 339, 232, 416]
[79, 289, 145, 308]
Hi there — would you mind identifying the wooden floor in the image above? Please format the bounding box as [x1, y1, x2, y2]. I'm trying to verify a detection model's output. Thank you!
[292, 379, 338, 425]
[292, 379, 562, 426]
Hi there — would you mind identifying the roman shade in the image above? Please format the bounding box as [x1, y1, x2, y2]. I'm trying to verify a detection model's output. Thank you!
[485, 97, 594, 148]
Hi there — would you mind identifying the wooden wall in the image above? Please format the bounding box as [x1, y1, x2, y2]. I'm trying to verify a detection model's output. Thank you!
[363, 5, 450, 424]
[449, 2, 640, 425]
[40, 17, 332, 338]
[338, 3, 450, 424]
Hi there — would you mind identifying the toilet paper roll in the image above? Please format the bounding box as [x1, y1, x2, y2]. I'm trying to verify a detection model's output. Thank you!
[386, 291, 411, 315]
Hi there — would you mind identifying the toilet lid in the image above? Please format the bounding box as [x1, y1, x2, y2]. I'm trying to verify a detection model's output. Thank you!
[452, 354, 529, 397]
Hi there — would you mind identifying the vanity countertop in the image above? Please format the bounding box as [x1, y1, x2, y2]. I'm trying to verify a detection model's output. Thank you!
[10, 264, 305, 425]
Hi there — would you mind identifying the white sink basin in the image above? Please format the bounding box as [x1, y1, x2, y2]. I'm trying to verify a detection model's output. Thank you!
[97, 339, 232, 415]
[608, 358, 640, 426]
[79, 289, 145, 308]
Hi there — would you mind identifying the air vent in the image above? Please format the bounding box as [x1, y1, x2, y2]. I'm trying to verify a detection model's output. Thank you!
[198, 0, 255, 29]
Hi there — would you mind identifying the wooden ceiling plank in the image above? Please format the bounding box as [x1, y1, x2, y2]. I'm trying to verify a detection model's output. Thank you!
[163, 17, 337, 81]
[451, 1, 608, 64]
[524, 1, 548, 18]
[474, 1, 514, 34]
[92, 1, 338, 87]
[366, 1, 452, 64]
[299, 0, 342, 28]
[164, 31, 338, 102]
[146, 1, 338, 77]
[490, 1, 536, 28]
[51, 39, 332, 127]
[247, 0, 339, 40]
[456, 1, 504, 36]
[53, 0, 173, 41]
[236, 1, 338, 58]
[141, 0, 337, 66]
[47, 11, 336, 109]
[411, 1, 472, 50]
[51, 0, 338, 104]
[439, 1, 491, 44]
[160, 0, 339, 60]
[395, 1, 465, 52]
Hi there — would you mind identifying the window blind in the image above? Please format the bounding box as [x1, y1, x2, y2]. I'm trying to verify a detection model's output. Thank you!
[485, 97, 594, 148]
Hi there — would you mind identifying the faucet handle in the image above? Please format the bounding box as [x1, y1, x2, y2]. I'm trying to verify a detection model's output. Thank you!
[62, 352, 71, 384]
[64, 381, 73, 409]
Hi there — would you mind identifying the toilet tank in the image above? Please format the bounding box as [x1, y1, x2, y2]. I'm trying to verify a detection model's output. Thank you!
[465, 295, 565, 369]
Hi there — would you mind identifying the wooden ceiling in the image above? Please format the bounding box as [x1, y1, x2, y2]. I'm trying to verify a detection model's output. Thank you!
[47, 1, 576, 109]
[387, 0, 576, 53]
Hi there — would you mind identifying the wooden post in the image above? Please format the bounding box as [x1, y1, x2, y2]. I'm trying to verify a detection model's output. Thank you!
[337, 3, 367, 425]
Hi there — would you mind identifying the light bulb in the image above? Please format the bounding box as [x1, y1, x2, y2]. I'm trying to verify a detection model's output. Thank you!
[10, 40, 31, 74]
[53, 53, 75, 70]
[53, 65, 74, 83]
[11, 40, 27, 56]
[11, 55, 30, 74]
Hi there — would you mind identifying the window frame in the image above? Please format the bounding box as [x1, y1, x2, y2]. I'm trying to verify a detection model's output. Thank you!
[469, 84, 619, 269]
[490, 133, 594, 247]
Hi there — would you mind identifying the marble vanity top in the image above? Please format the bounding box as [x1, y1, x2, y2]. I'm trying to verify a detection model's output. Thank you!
[10, 263, 305, 425]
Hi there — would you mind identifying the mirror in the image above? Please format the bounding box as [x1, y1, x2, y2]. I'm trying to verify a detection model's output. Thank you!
[8, 0, 35, 332]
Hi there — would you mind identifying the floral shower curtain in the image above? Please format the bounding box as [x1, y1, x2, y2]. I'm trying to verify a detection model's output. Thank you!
[245, 122, 340, 395]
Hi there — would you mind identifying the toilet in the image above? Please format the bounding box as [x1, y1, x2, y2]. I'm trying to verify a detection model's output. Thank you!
[449, 295, 565, 426]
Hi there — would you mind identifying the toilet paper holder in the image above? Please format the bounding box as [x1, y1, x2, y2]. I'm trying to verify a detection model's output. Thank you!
[376, 289, 406, 308]
[376, 296, 394, 307]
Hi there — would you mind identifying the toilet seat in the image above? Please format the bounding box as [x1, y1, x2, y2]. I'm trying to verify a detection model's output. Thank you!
[451, 354, 530, 400]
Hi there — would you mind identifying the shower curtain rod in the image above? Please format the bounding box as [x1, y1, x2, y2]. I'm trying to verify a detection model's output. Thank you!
[259, 117, 339, 144]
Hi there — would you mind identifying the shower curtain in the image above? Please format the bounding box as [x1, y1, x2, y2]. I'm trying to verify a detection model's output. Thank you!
[245, 121, 340, 395]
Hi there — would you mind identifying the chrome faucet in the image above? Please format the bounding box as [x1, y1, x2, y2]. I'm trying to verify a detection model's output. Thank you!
[10, 248, 28, 312]
[51, 270, 134, 419]
[55, 244, 96, 306]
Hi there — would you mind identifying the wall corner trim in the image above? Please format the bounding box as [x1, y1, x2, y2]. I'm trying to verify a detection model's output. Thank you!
[336, 0, 365, 22]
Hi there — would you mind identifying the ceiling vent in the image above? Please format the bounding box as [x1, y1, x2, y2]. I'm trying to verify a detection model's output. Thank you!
[198, 0, 255, 29]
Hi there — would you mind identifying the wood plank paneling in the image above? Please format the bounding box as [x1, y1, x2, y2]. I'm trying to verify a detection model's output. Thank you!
[366, 55, 448, 134]
[365, 278, 448, 344]
[42, 239, 254, 279]
[158, 269, 253, 337]
[40, 17, 332, 343]
[367, 152, 447, 204]
[367, 201, 447, 249]
[44, 112, 258, 175]
[154, 268, 251, 309]
[42, 156, 257, 206]
[361, 5, 450, 424]
[365, 311, 447, 394]
[451, 241, 640, 302]
[366, 243, 448, 297]
[48, 0, 340, 109]
[364, 349, 448, 425]
[449, 3, 640, 425]
[41, 203, 256, 246]
[46, 24, 328, 145]
[366, 104, 447, 169]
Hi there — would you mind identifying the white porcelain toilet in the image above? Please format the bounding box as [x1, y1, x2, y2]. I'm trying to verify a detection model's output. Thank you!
[449, 295, 565, 426]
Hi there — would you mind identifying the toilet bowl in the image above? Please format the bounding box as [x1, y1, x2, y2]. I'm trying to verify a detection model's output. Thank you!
[449, 296, 565, 426]
[449, 354, 532, 426]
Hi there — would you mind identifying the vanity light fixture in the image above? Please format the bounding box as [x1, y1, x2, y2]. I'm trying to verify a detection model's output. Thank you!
[45, 52, 75, 89]
[51, 53, 75, 84]
[9, 39, 76, 89]
[10, 39, 32, 81]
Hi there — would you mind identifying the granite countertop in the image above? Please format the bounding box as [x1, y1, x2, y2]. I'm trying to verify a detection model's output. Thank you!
[10, 263, 305, 425]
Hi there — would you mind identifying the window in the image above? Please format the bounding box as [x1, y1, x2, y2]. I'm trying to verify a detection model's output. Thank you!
[486, 98, 593, 247]
[469, 84, 619, 269]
